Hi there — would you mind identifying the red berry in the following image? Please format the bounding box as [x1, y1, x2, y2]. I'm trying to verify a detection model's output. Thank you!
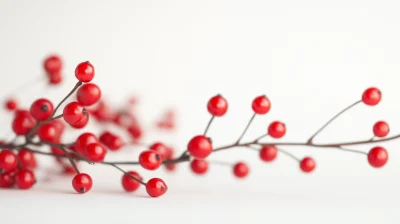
[63, 102, 87, 126]
[70, 113, 89, 129]
[268, 121, 286, 139]
[165, 164, 176, 172]
[362, 87, 381, 106]
[252, 95, 271, 114]
[368, 146, 388, 168]
[49, 119, 66, 134]
[190, 159, 208, 175]
[12, 112, 36, 135]
[233, 162, 249, 178]
[373, 121, 390, 138]
[30, 98, 54, 121]
[187, 135, 213, 159]
[48, 71, 63, 85]
[75, 61, 95, 82]
[99, 132, 124, 151]
[259, 145, 278, 162]
[121, 171, 142, 192]
[77, 83, 102, 106]
[51, 147, 66, 156]
[63, 166, 78, 175]
[0, 172, 15, 188]
[139, 150, 162, 170]
[149, 142, 169, 161]
[127, 125, 142, 140]
[5, 98, 18, 111]
[15, 169, 35, 189]
[37, 123, 59, 142]
[84, 143, 107, 162]
[300, 157, 316, 173]
[17, 149, 37, 169]
[75, 133, 98, 154]
[43, 55, 62, 74]
[207, 95, 228, 116]
[146, 178, 167, 197]
[0, 150, 17, 172]
[72, 173, 93, 193]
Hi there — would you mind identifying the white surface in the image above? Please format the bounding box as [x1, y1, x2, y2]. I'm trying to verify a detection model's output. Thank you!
[1, 0, 400, 223]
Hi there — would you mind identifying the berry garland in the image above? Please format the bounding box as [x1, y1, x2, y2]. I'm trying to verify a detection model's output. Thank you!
[0, 55, 395, 198]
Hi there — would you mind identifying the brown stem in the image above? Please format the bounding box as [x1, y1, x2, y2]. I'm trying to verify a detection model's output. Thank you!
[203, 116, 215, 136]
[236, 113, 256, 144]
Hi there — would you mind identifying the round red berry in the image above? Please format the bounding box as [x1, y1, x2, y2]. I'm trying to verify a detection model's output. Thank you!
[139, 150, 162, 170]
[233, 162, 249, 178]
[121, 171, 142, 192]
[99, 132, 124, 151]
[37, 123, 59, 143]
[373, 121, 390, 138]
[165, 164, 176, 172]
[70, 113, 89, 129]
[362, 87, 381, 106]
[146, 178, 167, 198]
[259, 145, 278, 162]
[12, 112, 36, 135]
[268, 121, 286, 138]
[84, 143, 107, 162]
[51, 147, 66, 156]
[5, 98, 18, 111]
[43, 55, 62, 74]
[63, 101, 87, 126]
[30, 98, 54, 121]
[72, 173, 93, 193]
[49, 119, 66, 134]
[48, 71, 63, 85]
[75, 133, 98, 154]
[0, 172, 15, 188]
[252, 95, 271, 114]
[75, 61, 95, 82]
[127, 125, 142, 140]
[0, 150, 17, 172]
[15, 169, 35, 189]
[207, 95, 228, 116]
[300, 157, 316, 173]
[368, 146, 388, 168]
[187, 135, 213, 159]
[149, 142, 169, 161]
[77, 83, 101, 106]
[17, 149, 37, 170]
[190, 159, 208, 175]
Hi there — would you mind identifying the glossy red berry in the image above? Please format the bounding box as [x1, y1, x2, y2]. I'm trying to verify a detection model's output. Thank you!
[77, 83, 102, 106]
[207, 95, 228, 116]
[37, 123, 59, 142]
[0, 150, 17, 172]
[187, 135, 213, 159]
[75, 133, 98, 154]
[63, 101, 87, 126]
[362, 87, 381, 106]
[259, 145, 278, 162]
[30, 98, 54, 121]
[49, 119, 66, 134]
[190, 159, 208, 175]
[17, 149, 37, 169]
[12, 112, 36, 135]
[0, 172, 15, 188]
[300, 157, 316, 173]
[72, 173, 93, 193]
[99, 132, 124, 151]
[252, 95, 271, 114]
[268, 121, 286, 139]
[75, 61, 95, 82]
[233, 162, 249, 178]
[368, 146, 388, 168]
[149, 142, 169, 161]
[70, 113, 89, 129]
[146, 178, 167, 197]
[15, 169, 36, 189]
[121, 171, 142, 192]
[139, 150, 162, 170]
[5, 98, 18, 111]
[84, 143, 107, 162]
[43, 55, 62, 74]
[373, 121, 390, 138]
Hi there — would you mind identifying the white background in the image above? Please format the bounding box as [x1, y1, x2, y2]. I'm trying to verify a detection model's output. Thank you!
[1, 0, 400, 223]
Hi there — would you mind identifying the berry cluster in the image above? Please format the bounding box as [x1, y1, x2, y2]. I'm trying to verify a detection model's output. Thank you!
[0, 55, 396, 198]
